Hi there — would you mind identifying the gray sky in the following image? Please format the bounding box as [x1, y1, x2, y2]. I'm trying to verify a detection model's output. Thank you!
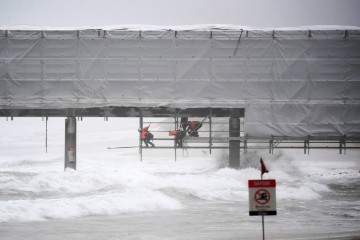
[0, 0, 359, 28]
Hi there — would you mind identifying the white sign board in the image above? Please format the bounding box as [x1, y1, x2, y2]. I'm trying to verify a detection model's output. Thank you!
[248, 179, 277, 216]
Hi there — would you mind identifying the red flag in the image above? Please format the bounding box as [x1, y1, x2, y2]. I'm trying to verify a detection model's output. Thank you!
[260, 158, 269, 176]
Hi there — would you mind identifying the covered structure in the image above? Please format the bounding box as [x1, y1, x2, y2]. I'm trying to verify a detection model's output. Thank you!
[1, 26, 360, 168]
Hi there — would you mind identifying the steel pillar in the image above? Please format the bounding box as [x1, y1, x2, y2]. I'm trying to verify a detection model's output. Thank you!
[139, 111, 143, 161]
[229, 117, 240, 169]
[65, 117, 76, 170]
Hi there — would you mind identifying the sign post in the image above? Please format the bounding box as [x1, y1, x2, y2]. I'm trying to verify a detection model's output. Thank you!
[248, 179, 276, 240]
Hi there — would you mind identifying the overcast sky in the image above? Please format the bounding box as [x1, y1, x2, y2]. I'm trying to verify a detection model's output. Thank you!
[0, 0, 360, 28]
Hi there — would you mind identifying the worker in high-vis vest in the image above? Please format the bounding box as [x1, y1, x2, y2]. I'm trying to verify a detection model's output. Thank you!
[139, 125, 155, 147]
[186, 121, 202, 137]
[169, 129, 186, 147]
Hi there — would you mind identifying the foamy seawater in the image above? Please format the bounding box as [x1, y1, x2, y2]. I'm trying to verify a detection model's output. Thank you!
[0, 118, 359, 240]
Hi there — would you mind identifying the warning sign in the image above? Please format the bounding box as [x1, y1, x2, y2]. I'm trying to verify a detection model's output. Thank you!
[248, 179, 276, 216]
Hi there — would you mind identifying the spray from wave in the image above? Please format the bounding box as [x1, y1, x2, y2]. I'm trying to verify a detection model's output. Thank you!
[1, 118, 358, 225]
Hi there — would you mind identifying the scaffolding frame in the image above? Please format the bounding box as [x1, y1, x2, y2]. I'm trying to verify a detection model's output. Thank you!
[2, 106, 359, 167]
[138, 115, 360, 162]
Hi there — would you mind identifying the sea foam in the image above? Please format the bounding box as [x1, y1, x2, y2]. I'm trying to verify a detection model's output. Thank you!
[0, 188, 182, 222]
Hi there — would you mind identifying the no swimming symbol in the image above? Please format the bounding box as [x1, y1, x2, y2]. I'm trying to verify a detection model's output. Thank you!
[255, 189, 270, 205]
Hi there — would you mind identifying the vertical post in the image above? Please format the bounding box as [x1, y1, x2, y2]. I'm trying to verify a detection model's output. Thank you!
[46, 117, 48, 153]
[229, 117, 240, 169]
[261, 174, 265, 240]
[139, 110, 143, 162]
[209, 116, 212, 154]
[174, 116, 178, 162]
[175, 116, 179, 129]
[304, 136, 310, 155]
[44, 116, 48, 153]
[65, 117, 76, 170]
[244, 134, 248, 155]
[269, 135, 274, 155]
[339, 136, 346, 155]
[175, 147, 177, 162]
[262, 214, 265, 240]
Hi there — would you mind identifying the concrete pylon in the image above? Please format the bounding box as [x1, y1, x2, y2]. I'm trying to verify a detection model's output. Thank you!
[65, 117, 76, 170]
[229, 117, 240, 169]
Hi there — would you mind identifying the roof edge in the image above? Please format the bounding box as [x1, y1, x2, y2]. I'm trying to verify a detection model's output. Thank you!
[1, 24, 360, 31]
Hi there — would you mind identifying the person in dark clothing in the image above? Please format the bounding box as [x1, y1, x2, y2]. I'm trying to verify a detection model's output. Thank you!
[169, 129, 186, 147]
[180, 117, 189, 132]
[139, 125, 155, 147]
[186, 121, 202, 137]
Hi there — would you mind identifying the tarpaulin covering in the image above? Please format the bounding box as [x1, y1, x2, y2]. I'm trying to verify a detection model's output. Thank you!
[1, 26, 360, 137]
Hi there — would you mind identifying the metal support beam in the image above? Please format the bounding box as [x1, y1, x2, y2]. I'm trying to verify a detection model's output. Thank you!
[139, 110, 143, 161]
[174, 115, 178, 162]
[304, 136, 310, 155]
[44, 116, 48, 153]
[209, 116, 212, 154]
[339, 136, 346, 154]
[0, 107, 244, 118]
[244, 134, 248, 155]
[269, 135, 274, 155]
[229, 117, 240, 169]
[65, 117, 76, 170]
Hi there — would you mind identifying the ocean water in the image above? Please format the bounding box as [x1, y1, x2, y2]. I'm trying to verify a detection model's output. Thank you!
[0, 118, 359, 240]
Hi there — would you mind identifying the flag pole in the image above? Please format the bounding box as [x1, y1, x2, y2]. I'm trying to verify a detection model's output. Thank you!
[261, 185, 265, 240]
[261, 158, 265, 240]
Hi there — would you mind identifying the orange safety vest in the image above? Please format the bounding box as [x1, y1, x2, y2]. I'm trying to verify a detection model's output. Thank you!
[188, 121, 198, 130]
[140, 125, 150, 139]
[141, 130, 149, 139]
[169, 130, 177, 136]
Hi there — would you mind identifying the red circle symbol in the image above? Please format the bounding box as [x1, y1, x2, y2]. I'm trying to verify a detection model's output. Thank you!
[255, 189, 270, 205]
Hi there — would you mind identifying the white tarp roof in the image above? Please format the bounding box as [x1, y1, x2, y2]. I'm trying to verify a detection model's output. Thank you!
[2, 24, 360, 31]
[1, 25, 360, 138]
